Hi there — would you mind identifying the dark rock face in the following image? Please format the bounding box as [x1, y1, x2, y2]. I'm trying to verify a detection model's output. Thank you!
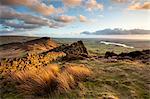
[46, 41, 88, 61]
[105, 50, 150, 63]
[105, 52, 118, 58]
[119, 50, 150, 59]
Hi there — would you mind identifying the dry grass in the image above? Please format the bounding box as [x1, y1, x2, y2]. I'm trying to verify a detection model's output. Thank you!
[11, 65, 58, 96]
[56, 72, 76, 93]
[62, 64, 92, 80]
[9, 63, 92, 96]
[46, 64, 60, 75]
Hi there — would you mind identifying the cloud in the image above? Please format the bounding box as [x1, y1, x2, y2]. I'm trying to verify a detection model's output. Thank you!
[1, 19, 40, 29]
[54, 15, 76, 23]
[86, 0, 103, 11]
[62, 0, 82, 6]
[128, 2, 150, 10]
[112, 0, 128, 3]
[112, 0, 140, 4]
[62, 0, 104, 12]
[79, 15, 87, 22]
[0, 5, 62, 32]
[0, 0, 62, 16]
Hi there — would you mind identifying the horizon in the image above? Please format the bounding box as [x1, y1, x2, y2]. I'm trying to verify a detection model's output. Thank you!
[0, 0, 150, 37]
[1, 34, 150, 41]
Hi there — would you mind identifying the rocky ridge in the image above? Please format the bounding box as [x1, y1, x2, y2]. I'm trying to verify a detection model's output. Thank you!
[105, 50, 150, 63]
[0, 40, 89, 74]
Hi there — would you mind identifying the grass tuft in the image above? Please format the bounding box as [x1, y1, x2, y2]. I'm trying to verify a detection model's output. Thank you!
[62, 64, 92, 80]
[56, 72, 76, 93]
[9, 64, 92, 97]
[11, 66, 57, 96]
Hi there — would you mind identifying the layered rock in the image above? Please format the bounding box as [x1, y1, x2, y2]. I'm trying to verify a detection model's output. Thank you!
[0, 52, 65, 74]
[104, 50, 150, 63]
[46, 41, 89, 60]
[0, 39, 88, 74]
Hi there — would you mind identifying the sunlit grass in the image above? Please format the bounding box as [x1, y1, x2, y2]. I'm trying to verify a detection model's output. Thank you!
[9, 64, 92, 96]
[63, 64, 92, 80]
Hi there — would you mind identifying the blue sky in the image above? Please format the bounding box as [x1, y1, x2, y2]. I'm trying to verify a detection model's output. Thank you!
[0, 0, 149, 37]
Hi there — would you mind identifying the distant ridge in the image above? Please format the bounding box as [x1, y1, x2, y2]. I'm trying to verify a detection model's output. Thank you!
[81, 28, 150, 35]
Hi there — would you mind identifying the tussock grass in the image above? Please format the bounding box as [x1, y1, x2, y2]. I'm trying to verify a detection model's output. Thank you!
[10, 64, 92, 96]
[46, 64, 60, 74]
[63, 64, 92, 80]
[11, 65, 58, 96]
[56, 72, 75, 93]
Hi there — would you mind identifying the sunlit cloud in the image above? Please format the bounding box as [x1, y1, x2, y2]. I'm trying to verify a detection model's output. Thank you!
[54, 15, 76, 23]
[79, 15, 87, 22]
[86, 0, 103, 11]
[128, 2, 150, 10]
[0, 0, 149, 36]
[0, 0, 62, 16]
[0, 5, 63, 33]
[62, 0, 82, 6]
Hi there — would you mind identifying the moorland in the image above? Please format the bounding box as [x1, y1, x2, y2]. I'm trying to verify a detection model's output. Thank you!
[0, 36, 150, 99]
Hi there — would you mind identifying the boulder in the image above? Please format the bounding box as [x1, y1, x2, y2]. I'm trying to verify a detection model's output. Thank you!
[105, 51, 118, 58]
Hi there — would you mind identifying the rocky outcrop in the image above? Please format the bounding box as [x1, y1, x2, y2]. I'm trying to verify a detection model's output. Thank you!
[105, 52, 118, 58]
[104, 50, 150, 63]
[46, 41, 88, 61]
[0, 52, 65, 74]
[0, 40, 88, 74]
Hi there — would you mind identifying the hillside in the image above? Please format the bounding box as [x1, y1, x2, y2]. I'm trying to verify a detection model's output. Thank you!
[0, 36, 39, 45]
[0, 36, 150, 99]
[0, 37, 58, 59]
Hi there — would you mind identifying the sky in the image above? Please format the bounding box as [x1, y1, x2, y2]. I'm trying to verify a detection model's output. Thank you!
[0, 0, 150, 37]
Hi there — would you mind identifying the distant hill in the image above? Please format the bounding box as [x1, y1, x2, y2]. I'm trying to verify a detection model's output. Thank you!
[0, 37, 58, 58]
[0, 36, 39, 45]
[81, 28, 150, 35]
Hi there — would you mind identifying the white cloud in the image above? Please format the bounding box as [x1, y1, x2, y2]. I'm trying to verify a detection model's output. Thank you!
[86, 0, 103, 11]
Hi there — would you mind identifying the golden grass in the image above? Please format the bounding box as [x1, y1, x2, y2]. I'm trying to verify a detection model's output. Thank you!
[56, 72, 75, 93]
[10, 63, 92, 96]
[63, 64, 92, 80]
[46, 64, 59, 75]
[11, 65, 57, 95]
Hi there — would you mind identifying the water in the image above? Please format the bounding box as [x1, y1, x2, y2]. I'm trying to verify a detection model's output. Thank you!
[100, 41, 134, 48]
